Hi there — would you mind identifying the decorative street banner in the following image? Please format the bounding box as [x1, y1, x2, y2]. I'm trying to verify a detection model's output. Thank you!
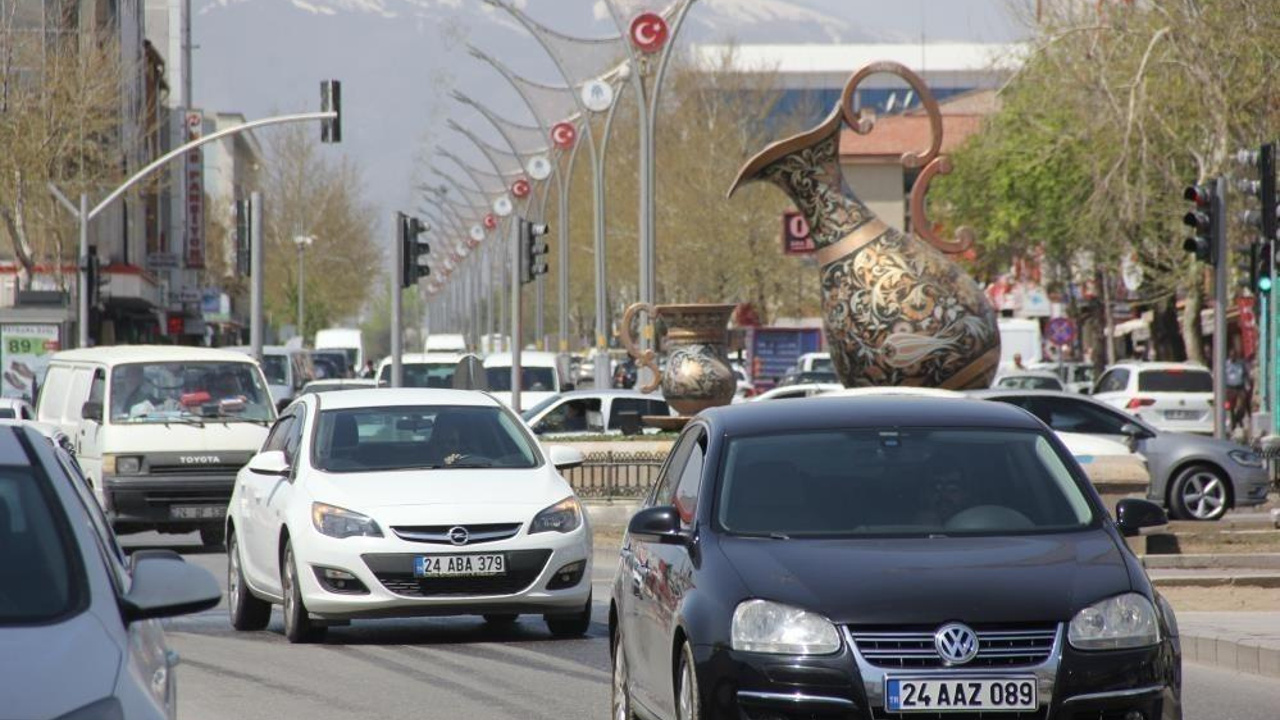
[185, 110, 206, 269]
[0, 324, 60, 402]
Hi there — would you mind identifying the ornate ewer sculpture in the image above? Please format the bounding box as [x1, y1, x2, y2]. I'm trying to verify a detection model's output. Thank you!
[729, 62, 1000, 389]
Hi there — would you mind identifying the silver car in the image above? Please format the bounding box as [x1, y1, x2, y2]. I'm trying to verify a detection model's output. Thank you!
[0, 423, 221, 719]
[972, 389, 1271, 521]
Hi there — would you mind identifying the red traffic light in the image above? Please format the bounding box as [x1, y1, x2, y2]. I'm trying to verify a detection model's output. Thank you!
[1183, 184, 1211, 206]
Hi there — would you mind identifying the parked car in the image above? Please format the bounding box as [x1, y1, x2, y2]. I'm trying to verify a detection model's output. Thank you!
[751, 383, 843, 401]
[227, 345, 315, 411]
[36, 346, 275, 547]
[1030, 361, 1097, 394]
[521, 390, 675, 436]
[973, 388, 1269, 521]
[0, 397, 35, 420]
[0, 421, 221, 720]
[484, 351, 564, 411]
[793, 351, 833, 373]
[1091, 361, 1213, 434]
[610, 396, 1179, 720]
[226, 388, 593, 642]
[992, 369, 1065, 392]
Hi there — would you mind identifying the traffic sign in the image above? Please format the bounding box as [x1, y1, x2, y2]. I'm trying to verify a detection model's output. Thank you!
[1046, 317, 1076, 346]
[551, 122, 577, 150]
[630, 12, 668, 53]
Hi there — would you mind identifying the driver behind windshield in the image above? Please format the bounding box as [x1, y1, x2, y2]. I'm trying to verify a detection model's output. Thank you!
[111, 365, 179, 419]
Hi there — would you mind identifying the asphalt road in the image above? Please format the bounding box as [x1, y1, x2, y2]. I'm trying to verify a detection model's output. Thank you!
[127, 532, 1280, 720]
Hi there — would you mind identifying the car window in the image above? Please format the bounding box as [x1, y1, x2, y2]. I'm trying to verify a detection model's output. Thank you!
[997, 375, 1063, 391]
[674, 434, 706, 529]
[1094, 369, 1130, 394]
[1138, 369, 1212, 393]
[283, 407, 306, 465]
[608, 398, 669, 429]
[486, 366, 558, 392]
[55, 448, 128, 585]
[263, 415, 295, 454]
[0, 463, 87, 625]
[651, 428, 702, 508]
[534, 398, 602, 434]
[716, 428, 1095, 537]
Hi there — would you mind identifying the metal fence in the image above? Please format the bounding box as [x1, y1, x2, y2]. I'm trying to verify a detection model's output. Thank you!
[563, 451, 666, 499]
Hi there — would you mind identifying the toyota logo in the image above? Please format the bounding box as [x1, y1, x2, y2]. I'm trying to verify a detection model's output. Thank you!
[447, 526, 469, 546]
[934, 622, 979, 665]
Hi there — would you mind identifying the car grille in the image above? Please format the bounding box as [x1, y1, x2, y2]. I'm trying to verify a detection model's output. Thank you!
[362, 549, 551, 597]
[850, 625, 1058, 669]
[143, 489, 232, 505]
[148, 463, 242, 477]
[391, 522, 522, 545]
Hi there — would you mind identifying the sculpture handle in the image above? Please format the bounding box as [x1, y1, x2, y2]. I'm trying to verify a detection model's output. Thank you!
[619, 302, 661, 394]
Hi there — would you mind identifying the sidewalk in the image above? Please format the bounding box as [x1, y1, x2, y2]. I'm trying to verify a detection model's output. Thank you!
[1179, 612, 1280, 679]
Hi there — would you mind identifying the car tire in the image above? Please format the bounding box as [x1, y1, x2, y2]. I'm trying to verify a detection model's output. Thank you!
[1168, 464, 1230, 521]
[281, 540, 326, 643]
[483, 613, 519, 626]
[675, 640, 701, 720]
[200, 523, 226, 549]
[611, 629, 636, 720]
[545, 592, 591, 638]
[227, 530, 271, 631]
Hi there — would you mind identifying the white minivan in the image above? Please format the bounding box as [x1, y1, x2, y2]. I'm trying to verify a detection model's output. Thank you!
[36, 346, 275, 546]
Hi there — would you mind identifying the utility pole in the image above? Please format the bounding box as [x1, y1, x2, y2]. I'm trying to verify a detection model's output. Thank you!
[1213, 176, 1229, 440]
[510, 218, 523, 412]
[391, 211, 404, 388]
[249, 192, 264, 361]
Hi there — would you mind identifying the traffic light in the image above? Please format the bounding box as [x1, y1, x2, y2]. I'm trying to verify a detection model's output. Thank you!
[398, 212, 430, 288]
[1237, 143, 1276, 294]
[321, 80, 342, 144]
[520, 218, 549, 285]
[1182, 183, 1217, 265]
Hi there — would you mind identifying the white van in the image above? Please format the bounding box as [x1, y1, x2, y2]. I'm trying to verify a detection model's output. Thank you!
[424, 333, 468, 354]
[314, 327, 364, 373]
[36, 346, 275, 546]
[227, 345, 315, 411]
[375, 353, 464, 388]
[483, 351, 563, 411]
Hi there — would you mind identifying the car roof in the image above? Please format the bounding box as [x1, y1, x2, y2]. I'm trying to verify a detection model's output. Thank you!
[224, 345, 299, 356]
[996, 370, 1061, 378]
[483, 352, 558, 367]
[1105, 361, 1209, 371]
[309, 388, 500, 410]
[701, 395, 1043, 435]
[554, 389, 664, 400]
[376, 353, 464, 367]
[51, 345, 258, 366]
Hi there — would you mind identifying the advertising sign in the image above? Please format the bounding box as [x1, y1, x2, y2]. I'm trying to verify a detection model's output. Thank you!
[782, 211, 815, 255]
[0, 325, 60, 402]
[185, 110, 206, 269]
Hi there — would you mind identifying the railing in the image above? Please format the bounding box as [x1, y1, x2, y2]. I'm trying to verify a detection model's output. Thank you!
[563, 451, 666, 499]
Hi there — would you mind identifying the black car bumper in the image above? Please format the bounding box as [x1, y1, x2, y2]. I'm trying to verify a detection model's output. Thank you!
[103, 473, 234, 530]
[695, 634, 1180, 720]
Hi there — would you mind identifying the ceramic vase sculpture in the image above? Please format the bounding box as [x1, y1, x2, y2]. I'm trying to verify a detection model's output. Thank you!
[620, 303, 738, 418]
[729, 62, 1000, 389]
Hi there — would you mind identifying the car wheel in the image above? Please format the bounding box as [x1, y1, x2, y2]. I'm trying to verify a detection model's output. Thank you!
[200, 523, 226, 549]
[545, 592, 591, 638]
[483, 613, 519, 626]
[675, 640, 701, 720]
[1169, 464, 1230, 521]
[612, 629, 636, 720]
[281, 540, 326, 643]
[227, 530, 271, 631]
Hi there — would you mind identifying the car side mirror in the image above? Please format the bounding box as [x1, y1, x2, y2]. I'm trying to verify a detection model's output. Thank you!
[628, 506, 688, 545]
[121, 553, 222, 622]
[81, 401, 103, 423]
[547, 445, 585, 470]
[1115, 498, 1167, 537]
[247, 450, 290, 477]
[1119, 422, 1151, 450]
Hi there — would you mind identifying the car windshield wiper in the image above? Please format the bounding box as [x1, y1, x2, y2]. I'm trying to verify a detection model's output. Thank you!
[131, 413, 204, 427]
[445, 461, 493, 469]
[207, 413, 270, 427]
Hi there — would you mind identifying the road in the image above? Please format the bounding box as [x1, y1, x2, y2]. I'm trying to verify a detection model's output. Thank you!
[130, 533, 1280, 720]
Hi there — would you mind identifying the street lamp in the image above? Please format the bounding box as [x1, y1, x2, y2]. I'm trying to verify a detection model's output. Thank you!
[294, 235, 314, 343]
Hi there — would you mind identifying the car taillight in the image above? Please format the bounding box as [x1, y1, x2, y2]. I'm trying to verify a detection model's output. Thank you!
[1126, 397, 1156, 409]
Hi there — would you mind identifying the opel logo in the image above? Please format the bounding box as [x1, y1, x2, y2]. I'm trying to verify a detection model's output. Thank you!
[934, 622, 979, 665]
[447, 526, 469, 546]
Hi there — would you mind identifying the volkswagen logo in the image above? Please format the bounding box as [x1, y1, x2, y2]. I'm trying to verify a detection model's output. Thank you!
[447, 526, 470, 546]
[934, 622, 979, 665]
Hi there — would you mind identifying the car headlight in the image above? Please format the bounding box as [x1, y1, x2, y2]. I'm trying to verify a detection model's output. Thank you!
[103, 454, 143, 475]
[1068, 593, 1159, 650]
[1228, 449, 1264, 468]
[530, 496, 581, 534]
[311, 502, 382, 539]
[731, 599, 841, 655]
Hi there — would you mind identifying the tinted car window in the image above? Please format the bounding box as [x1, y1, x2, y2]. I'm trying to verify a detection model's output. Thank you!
[609, 399, 669, 429]
[486, 367, 557, 392]
[535, 398, 602, 434]
[1138, 369, 1212, 393]
[716, 428, 1094, 537]
[1094, 369, 1130, 393]
[674, 436, 705, 528]
[0, 465, 85, 624]
[377, 363, 457, 388]
[0, 409, 14, 419]
[997, 375, 1063, 391]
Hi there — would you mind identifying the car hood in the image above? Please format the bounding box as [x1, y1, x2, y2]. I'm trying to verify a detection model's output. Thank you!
[0, 612, 121, 718]
[717, 530, 1130, 625]
[306, 466, 572, 512]
[102, 422, 269, 453]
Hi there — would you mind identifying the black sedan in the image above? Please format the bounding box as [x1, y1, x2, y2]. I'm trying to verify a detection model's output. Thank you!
[610, 396, 1181, 720]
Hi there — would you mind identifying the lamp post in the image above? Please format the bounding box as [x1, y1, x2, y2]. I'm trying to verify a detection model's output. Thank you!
[294, 235, 314, 343]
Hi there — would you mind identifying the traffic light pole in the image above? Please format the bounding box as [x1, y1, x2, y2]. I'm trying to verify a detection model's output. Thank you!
[250, 192, 264, 362]
[1213, 176, 1228, 440]
[391, 212, 404, 388]
[510, 218, 524, 412]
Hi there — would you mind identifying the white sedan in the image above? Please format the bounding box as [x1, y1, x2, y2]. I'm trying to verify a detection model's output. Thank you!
[225, 388, 593, 643]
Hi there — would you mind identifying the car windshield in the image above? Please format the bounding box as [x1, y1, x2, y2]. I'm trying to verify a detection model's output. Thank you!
[377, 363, 456, 388]
[486, 366, 557, 392]
[810, 357, 833, 372]
[312, 405, 539, 472]
[1138, 369, 1211, 393]
[110, 361, 273, 423]
[717, 428, 1094, 538]
[997, 375, 1062, 391]
[0, 465, 84, 625]
[261, 355, 288, 385]
[521, 394, 562, 421]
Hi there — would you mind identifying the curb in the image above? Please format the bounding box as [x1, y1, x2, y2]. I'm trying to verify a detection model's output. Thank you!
[1182, 634, 1280, 679]
[1142, 554, 1280, 570]
[1150, 574, 1280, 589]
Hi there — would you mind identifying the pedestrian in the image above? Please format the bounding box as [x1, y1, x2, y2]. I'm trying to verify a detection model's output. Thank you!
[1225, 347, 1251, 438]
[1012, 352, 1026, 371]
[358, 360, 375, 379]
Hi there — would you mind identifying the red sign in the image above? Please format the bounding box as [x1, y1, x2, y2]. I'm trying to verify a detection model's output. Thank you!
[1238, 297, 1259, 359]
[551, 122, 577, 150]
[782, 211, 815, 255]
[483, 213, 497, 230]
[629, 12, 669, 53]
[511, 178, 531, 199]
[166, 314, 184, 336]
[184, 111, 205, 269]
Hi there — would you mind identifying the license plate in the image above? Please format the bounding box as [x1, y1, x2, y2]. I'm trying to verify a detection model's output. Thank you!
[885, 677, 1037, 713]
[414, 554, 506, 578]
[169, 505, 226, 519]
[1165, 410, 1201, 420]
